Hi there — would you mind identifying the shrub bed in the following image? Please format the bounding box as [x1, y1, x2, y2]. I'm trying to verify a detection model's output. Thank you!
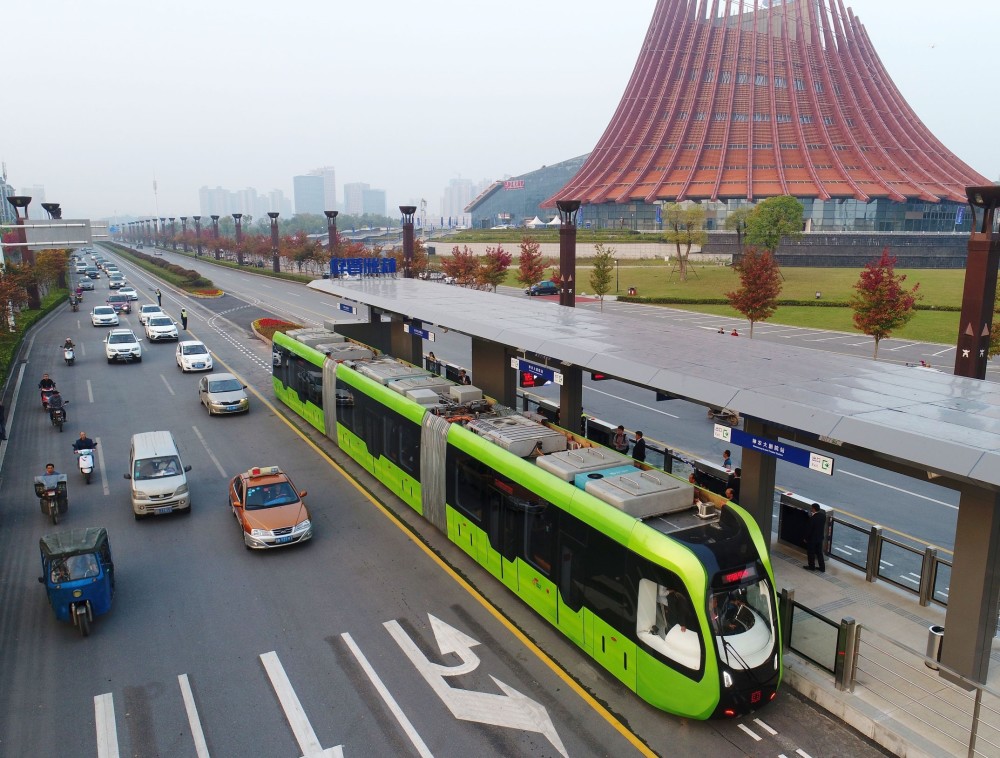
[251, 317, 303, 342]
[1, 290, 68, 389]
[104, 243, 217, 292]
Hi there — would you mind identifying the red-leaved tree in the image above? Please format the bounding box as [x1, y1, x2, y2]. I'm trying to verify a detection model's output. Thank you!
[476, 244, 512, 291]
[851, 247, 921, 359]
[725, 247, 782, 338]
[516, 236, 547, 288]
[442, 245, 478, 287]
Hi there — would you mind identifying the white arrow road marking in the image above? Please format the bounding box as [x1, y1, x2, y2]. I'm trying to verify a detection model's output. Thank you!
[259, 651, 344, 758]
[796, 750, 814, 758]
[385, 616, 568, 758]
[341, 633, 434, 758]
[94, 692, 120, 758]
[178, 674, 211, 758]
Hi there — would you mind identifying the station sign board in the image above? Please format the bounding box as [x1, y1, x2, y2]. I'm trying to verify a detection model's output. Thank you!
[714, 425, 834, 475]
[329, 257, 396, 278]
[404, 323, 435, 342]
[511, 358, 563, 386]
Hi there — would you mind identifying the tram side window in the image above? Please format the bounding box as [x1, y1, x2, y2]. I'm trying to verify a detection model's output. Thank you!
[273, 344, 292, 387]
[636, 576, 703, 672]
[573, 525, 632, 631]
[557, 531, 586, 611]
[382, 410, 421, 479]
[449, 451, 492, 523]
[336, 378, 356, 431]
[524, 502, 556, 576]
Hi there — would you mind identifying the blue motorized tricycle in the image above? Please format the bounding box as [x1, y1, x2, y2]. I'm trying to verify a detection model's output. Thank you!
[38, 527, 115, 636]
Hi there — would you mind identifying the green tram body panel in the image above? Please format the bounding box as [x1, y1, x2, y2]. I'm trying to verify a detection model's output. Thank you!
[271, 343, 778, 719]
[335, 363, 424, 514]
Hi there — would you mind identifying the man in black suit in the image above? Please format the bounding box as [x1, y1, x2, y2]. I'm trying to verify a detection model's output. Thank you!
[804, 503, 827, 572]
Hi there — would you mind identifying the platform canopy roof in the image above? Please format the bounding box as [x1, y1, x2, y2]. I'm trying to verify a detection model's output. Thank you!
[309, 277, 1000, 490]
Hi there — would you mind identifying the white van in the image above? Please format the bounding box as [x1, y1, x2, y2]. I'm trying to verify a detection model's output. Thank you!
[124, 431, 192, 518]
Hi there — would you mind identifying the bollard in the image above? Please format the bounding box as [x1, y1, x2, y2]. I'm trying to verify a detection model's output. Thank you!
[918, 546, 938, 607]
[865, 525, 883, 583]
[835, 617, 860, 692]
[779, 588, 795, 652]
[926, 625, 945, 670]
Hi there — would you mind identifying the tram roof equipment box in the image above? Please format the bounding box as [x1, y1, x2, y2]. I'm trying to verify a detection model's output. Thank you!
[405, 388, 442, 406]
[357, 359, 431, 385]
[584, 470, 694, 518]
[388, 376, 453, 397]
[536, 447, 633, 482]
[573, 466, 639, 491]
[449, 385, 483, 404]
[466, 415, 567, 457]
[326, 344, 376, 362]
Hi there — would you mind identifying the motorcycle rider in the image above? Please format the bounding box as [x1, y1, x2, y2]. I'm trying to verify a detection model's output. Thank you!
[47, 389, 66, 421]
[63, 338, 76, 350]
[38, 373, 56, 391]
[43, 462, 61, 476]
[73, 432, 95, 451]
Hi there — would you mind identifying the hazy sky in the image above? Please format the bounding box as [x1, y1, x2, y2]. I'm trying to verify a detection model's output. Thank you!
[4, 0, 997, 220]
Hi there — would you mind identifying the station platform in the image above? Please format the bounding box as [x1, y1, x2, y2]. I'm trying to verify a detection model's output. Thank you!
[771, 540, 1000, 757]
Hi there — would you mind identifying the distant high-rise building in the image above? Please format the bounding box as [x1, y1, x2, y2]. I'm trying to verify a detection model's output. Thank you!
[309, 166, 337, 212]
[0, 174, 17, 225]
[199, 186, 235, 217]
[19, 184, 46, 216]
[362, 188, 386, 217]
[293, 174, 325, 215]
[343, 182, 370, 216]
[268, 190, 292, 217]
[441, 178, 487, 227]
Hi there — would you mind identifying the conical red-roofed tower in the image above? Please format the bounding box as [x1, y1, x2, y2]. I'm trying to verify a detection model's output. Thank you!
[548, 0, 986, 214]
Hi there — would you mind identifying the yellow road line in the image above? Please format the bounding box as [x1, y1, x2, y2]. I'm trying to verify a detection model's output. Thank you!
[209, 348, 657, 758]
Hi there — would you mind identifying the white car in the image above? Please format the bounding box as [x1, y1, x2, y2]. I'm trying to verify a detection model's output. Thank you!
[176, 340, 213, 372]
[145, 315, 179, 342]
[104, 329, 142, 363]
[91, 306, 119, 327]
[138, 304, 164, 325]
[119, 286, 139, 300]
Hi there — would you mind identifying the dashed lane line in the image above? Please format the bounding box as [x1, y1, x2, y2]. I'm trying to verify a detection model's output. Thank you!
[191, 425, 228, 478]
[738, 723, 762, 741]
[160, 374, 176, 396]
[94, 693, 120, 758]
[178, 674, 211, 758]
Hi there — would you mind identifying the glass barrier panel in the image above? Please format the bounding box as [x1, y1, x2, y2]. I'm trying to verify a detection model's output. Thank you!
[876, 538, 924, 594]
[932, 558, 951, 606]
[788, 603, 839, 673]
[829, 518, 869, 570]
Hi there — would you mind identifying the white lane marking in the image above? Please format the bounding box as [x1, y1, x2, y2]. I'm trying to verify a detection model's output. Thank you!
[899, 575, 919, 585]
[260, 651, 344, 758]
[885, 342, 921, 351]
[96, 436, 110, 496]
[797, 749, 814, 758]
[386, 616, 568, 757]
[847, 339, 873, 346]
[178, 675, 211, 758]
[753, 717, 777, 735]
[584, 386, 680, 418]
[737, 723, 761, 741]
[191, 425, 227, 478]
[94, 692, 120, 758]
[87, 379, 94, 403]
[880, 561, 894, 567]
[342, 632, 434, 758]
[259, 283, 272, 289]
[930, 346, 955, 357]
[160, 374, 176, 396]
[803, 335, 855, 342]
[839, 469, 957, 509]
[80, 343, 87, 357]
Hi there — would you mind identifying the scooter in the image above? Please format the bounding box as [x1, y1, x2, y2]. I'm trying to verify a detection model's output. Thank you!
[75, 445, 97, 484]
[49, 402, 68, 432]
[70, 299, 79, 312]
[64, 346, 75, 366]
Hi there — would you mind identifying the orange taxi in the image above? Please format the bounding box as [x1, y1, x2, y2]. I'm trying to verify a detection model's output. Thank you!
[229, 466, 313, 550]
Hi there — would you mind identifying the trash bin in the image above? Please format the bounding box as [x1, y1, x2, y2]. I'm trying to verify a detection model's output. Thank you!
[628, 287, 637, 296]
[926, 625, 944, 670]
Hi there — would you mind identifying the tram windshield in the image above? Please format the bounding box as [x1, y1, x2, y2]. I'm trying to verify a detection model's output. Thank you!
[709, 579, 776, 668]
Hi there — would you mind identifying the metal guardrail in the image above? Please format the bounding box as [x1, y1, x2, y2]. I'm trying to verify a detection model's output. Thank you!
[783, 590, 1000, 758]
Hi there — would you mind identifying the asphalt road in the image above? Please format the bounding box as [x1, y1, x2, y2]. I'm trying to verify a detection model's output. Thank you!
[0, 247, 896, 756]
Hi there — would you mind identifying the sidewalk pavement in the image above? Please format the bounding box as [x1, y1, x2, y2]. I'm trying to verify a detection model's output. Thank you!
[771, 540, 1000, 757]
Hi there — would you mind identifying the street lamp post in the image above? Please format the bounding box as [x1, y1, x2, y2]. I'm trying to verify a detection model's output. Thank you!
[232, 213, 243, 265]
[268, 212, 280, 273]
[180, 217, 188, 252]
[556, 200, 581, 308]
[193, 216, 202, 256]
[324, 210, 339, 278]
[210, 215, 220, 260]
[159, 217, 167, 248]
[400, 205, 416, 279]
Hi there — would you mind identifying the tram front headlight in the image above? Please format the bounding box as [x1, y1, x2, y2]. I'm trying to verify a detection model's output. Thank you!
[774, 654, 779, 671]
[722, 670, 733, 688]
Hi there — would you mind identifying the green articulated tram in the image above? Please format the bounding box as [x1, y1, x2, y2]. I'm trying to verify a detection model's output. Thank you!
[272, 329, 781, 719]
